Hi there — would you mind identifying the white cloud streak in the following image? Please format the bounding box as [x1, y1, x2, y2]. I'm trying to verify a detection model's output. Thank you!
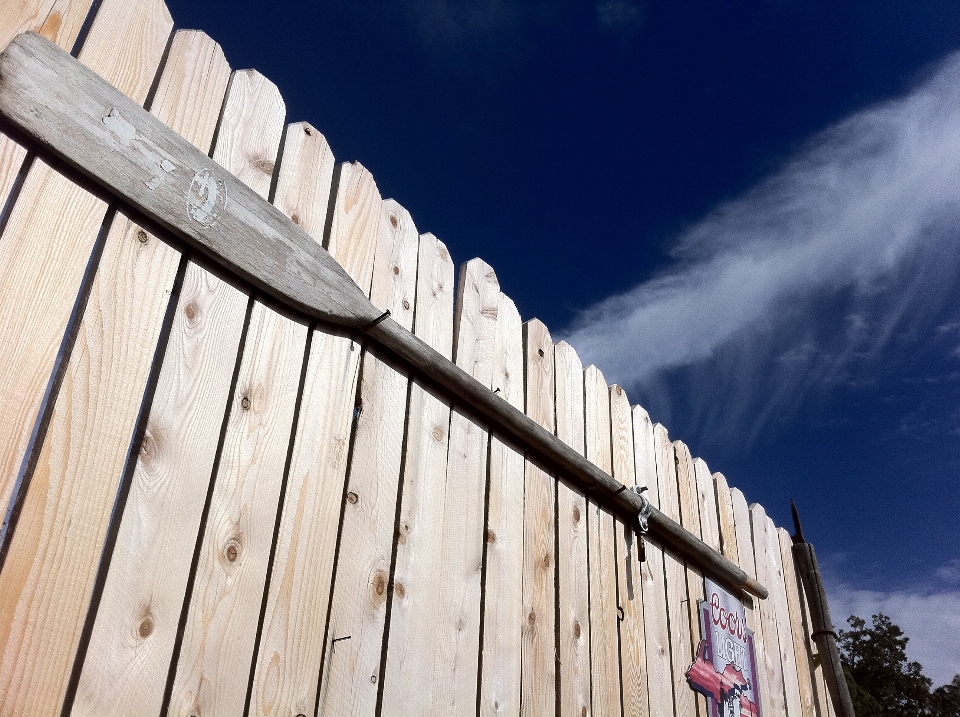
[563, 53, 960, 438]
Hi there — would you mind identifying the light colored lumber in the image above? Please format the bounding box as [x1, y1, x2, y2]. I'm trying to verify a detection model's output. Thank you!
[271, 121, 335, 243]
[730, 488, 770, 713]
[765, 514, 804, 717]
[71, 30, 236, 717]
[555, 340, 590, 717]
[694, 459, 720, 553]
[0, 0, 101, 62]
[316, 205, 420, 717]
[611, 385, 647, 717]
[0, 31, 768, 600]
[713, 472, 739, 564]
[0, 204, 180, 714]
[479, 293, 525, 717]
[0, 2, 173, 713]
[779, 527, 820, 717]
[585, 365, 621, 717]
[247, 128, 366, 717]
[326, 161, 382, 296]
[633, 406, 674, 717]
[0, 203, 180, 716]
[168, 303, 307, 717]
[521, 319, 557, 716]
[0, 0, 171, 545]
[656, 427, 695, 717]
[749, 503, 789, 717]
[211, 69, 285, 197]
[675, 441, 707, 717]
[380, 232, 461, 715]
[166, 69, 298, 717]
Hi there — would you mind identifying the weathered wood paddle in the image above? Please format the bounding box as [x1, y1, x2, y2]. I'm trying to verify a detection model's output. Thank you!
[0, 31, 767, 600]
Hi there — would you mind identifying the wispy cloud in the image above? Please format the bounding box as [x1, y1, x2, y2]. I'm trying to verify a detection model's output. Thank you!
[828, 567, 960, 686]
[563, 53, 960, 441]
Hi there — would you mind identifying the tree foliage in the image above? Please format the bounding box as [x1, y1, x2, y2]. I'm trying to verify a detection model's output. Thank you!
[839, 613, 959, 717]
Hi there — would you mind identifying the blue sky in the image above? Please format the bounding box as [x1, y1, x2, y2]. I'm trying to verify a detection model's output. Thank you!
[165, 0, 960, 685]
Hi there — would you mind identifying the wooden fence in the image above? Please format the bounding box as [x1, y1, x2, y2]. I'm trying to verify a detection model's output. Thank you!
[0, 0, 841, 715]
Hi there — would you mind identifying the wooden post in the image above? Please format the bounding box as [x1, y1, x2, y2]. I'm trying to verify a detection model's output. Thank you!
[791, 504, 855, 717]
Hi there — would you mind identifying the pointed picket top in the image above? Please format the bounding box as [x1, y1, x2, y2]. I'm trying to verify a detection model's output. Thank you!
[273, 121, 336, 244]
[371, 199, 419, 325]
[454, 257, 500, 385]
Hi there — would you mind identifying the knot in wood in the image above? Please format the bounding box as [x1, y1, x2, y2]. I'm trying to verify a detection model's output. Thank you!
[573, 620, 581, 639]
[528, 611, 536, 625]
[432, 426, 444, 442]
[537, 348, 544, 358]
[389, 214, 399, 229]
[136, 228, 148, 243]
[395, 582, 405, 598]
[184, 300, 200, 323]
[346, 492, 359, 504]
[402, 300, 410, 310]
[291, 213, 301, 225]
[572, 505, 581, 523]
[224, 539, 241, 563]
[486, 529, 496, 543]
[138, 616, 154, 638]
[240, 395, 251, 411]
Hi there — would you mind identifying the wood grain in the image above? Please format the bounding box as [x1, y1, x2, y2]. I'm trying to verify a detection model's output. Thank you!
[326, 161, 382, 297]
[521, 319, 557, 716]
[0, 0, 95, 218]
[165, 68, 300, 717]
[779, 527, 820, 717]
[315, 203, 419, 717]
[246, 130, 362, 717]
[168, 303, 307, 717]
[271, 121, 335, 243]
[611, 385, 647, 717]
[656, 427, 695, 717]
[0, 0, 171, 549]
[731, 488, 770, 714]
[555, 340, 590, 717]
[584, 365, 621, 717]
[479, 292, 525, 717]
[713, 472, 738, 564]
[632, 406, 674, 717]
[765, 515, 804, 717]
[71, 30, 237, 717]
[749, 502, 789, 717]
[0, 203, 180, 716]
[0, 2, 173, 713]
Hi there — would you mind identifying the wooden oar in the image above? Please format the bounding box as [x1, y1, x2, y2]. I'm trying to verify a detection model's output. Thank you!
[0, 31, 768, 600]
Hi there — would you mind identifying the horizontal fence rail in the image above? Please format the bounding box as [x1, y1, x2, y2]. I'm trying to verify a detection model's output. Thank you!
[0, 1, 838, 715]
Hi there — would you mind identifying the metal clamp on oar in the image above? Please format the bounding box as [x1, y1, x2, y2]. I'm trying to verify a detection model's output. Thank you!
[631, 485, 653, 562]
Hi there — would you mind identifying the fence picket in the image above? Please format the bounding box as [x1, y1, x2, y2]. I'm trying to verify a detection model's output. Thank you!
[766, 514, 804, 717]
[632, 406, 675, 717]
[555, 341, 590, 717]
[713, 472, 738, 564]
[325, 162, 382, 296]
[0, 2, 174, 713]
[247, 127, 363, 717]
[316, 212, 419, 717]
[779, 527, 821, 717]
[655, 426, 695, 717]
[611, 386, 648, 717]
[0, 0, 94, 216]
[585, 366, 622, 717]
[0, 0, 171, 551]
[163, 68, 296, 717]
[730, 489, 770, 714]
[749, 502, 790, 717]
[479, 293, 525, 716]
[675, 441, 707, 717]
[521, 319, 558, 715]
[69, 30, 236, 717]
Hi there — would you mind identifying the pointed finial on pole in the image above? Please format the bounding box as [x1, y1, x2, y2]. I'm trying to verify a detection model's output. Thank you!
[791, 499, 807, 544]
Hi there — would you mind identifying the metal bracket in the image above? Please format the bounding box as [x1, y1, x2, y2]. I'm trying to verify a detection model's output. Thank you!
[631, 485, 653, 534]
